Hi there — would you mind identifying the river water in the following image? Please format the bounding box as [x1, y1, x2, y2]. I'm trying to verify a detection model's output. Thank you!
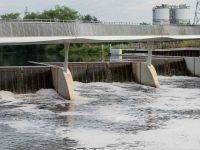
[0, 76, 200, 150]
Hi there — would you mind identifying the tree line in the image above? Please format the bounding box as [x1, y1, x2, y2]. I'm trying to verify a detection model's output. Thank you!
[1, 5, 98, 22]
[0, 5, 107, 66]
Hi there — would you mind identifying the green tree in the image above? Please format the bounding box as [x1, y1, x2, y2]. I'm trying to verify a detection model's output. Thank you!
[1, 13, 20, 19]
[24, 5, 80, 20]
[0, 5, 102, 65]
[82, 14, 98, 22]
[23, 12, 39, 19]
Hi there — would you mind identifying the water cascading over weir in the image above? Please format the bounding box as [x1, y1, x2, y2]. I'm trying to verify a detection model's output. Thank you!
[0, 19, 200, 100]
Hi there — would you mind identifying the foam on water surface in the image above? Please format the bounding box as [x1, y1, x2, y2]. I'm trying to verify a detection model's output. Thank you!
[0, 76, 200, 150]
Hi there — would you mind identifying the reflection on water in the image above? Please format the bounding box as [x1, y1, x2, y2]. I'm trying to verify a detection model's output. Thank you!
[0, 76, 200, 150]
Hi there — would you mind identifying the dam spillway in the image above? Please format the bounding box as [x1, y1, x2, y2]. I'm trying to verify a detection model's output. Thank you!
[0, 61, 150, 93]
[0, 66, 53, 93]
[0, 56, 198, 95]
[0, 20, 199, 98]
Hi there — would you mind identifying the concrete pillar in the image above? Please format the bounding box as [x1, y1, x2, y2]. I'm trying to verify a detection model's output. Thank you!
[51, 43, 75, 100]
[64, 43, 70, 72]
[133, 62, 160, 88]
[51, 66, 75, 100]
[147, 49, 152, 65]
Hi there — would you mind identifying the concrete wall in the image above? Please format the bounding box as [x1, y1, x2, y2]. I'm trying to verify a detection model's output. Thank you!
[0, 21, 199, 37]
[78, 23, 200, 36]
[0, 21, 77, 37]
[184, 57, 200, 77]
[132, 62, 160, 88]
[51, 66, 75, 100]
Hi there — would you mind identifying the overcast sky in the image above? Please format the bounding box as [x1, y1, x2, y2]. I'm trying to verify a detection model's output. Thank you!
[0, 0, 196, 23]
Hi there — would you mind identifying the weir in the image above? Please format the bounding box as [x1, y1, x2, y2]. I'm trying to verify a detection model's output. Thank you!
[31, 61, 160, 88]
[0, 57, 197, 97]
[0, 66, 53, 93]
[39, 62, 135, 82]
[0, 20, 199, 99]
[0, 61, 159, 96]
[153, 59, 192, 76]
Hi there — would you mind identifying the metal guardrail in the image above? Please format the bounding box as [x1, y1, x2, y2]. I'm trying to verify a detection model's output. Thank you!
[0, 19, 140, 25]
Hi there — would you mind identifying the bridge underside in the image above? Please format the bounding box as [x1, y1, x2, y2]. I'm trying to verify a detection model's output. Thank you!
[0, 35, 200, 45]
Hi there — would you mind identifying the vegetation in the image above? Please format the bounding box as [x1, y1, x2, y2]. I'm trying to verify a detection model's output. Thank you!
[82, 14, 98, 22]
[0, 6, 199, 65]
[24, 5, 80, 20]
[0, 5, 105, 65]
[1, 13, 20, 19]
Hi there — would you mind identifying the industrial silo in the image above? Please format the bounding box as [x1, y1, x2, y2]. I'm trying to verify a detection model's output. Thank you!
[153, 4, 170, 25]
[174, 5, 190, 25]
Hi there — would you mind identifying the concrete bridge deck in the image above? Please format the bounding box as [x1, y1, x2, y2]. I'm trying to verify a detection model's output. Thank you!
[0, 20, 200, 37]
[0, 20, 200, 45]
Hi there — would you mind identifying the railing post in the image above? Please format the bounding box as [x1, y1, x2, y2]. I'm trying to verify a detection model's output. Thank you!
[64, 43, 70, 72]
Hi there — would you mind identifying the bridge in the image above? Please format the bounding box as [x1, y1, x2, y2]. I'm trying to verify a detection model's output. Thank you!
[0, 19, 200, 100]
[1, 19, 200, 44]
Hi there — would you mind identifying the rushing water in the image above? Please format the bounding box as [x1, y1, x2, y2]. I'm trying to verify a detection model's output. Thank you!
[0, 76, 200, 150]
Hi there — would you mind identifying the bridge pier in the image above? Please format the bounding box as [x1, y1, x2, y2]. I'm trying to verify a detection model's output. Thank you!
[64, 43, 70, 72]
[147, 49, 152, 65]
[51, 43, 75, 100]
[133, 62, 160, 88]
[132, 49, 160, 88]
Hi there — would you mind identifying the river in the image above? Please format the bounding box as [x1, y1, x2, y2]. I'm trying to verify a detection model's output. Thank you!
[0, 76, 200, 150]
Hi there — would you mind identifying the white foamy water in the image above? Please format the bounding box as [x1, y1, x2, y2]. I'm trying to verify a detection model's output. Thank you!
[56, 127, 123, 148]
[126, 119, 200, 150]
[56, 118, 200, 150]
[95, 104, 139, 123]
[0, 76, 200, 150]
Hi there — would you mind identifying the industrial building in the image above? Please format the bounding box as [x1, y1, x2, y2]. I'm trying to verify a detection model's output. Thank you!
[153, 4, 190, 25]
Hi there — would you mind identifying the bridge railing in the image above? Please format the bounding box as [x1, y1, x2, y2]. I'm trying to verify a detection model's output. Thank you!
[0, 19, 143, 25]
[1, 19, 200, 26]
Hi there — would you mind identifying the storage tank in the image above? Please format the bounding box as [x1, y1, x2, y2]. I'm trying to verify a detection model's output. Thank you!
[174, 5, 190, 24]
[153, 5, 170, 25]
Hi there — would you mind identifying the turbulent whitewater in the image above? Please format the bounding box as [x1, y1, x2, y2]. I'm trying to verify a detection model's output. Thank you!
[0, 76, 200, 150]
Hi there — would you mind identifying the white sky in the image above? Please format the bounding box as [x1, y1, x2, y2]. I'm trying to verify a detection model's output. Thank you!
[0, 0, 196, 23]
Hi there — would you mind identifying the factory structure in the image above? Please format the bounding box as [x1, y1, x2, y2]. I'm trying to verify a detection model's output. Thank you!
[153, 4, 190, 25]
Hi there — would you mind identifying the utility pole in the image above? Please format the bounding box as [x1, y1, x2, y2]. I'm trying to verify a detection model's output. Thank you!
[194, 0, 200, 25]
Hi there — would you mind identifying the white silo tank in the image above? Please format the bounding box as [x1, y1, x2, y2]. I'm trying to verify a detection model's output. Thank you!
[174, 5, 190, 24]
[153, 6, 170, 25]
